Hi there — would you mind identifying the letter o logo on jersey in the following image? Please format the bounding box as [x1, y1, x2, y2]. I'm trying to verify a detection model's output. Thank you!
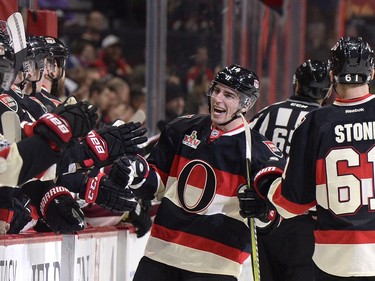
[177, 160, 216, 213]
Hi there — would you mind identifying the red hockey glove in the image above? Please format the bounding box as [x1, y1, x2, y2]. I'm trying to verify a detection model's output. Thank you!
[254, 159, 284, 199]
[80, 172, 137, 212]
[40, 186, 86, 234]
[81, 122, 147, 167]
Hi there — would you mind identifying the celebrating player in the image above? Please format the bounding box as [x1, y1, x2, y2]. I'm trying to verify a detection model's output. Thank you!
[108, 64, 285, 281]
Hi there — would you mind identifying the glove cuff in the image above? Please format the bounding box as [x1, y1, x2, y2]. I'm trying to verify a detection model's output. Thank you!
[84, 130, 108, 162]
[254, 166, 283, 200]
[40, 186, 71, 217]
[0, 208, 14, 223]
[84, 172, 106, 203]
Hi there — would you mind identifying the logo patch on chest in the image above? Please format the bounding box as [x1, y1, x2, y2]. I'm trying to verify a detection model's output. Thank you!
[182, 130, 201, 149]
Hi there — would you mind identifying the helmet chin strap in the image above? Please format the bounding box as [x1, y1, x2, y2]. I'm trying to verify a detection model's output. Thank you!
[216, 108, 246, 126]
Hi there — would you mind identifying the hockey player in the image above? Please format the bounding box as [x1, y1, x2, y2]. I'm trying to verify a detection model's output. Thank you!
[107, 65, 285, 280]
[250, 37, 375, 280]
[249, 59, 330, 281]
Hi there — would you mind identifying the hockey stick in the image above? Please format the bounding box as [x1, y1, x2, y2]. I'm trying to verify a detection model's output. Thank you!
[240, 113, 261, 281]
[1, 111, 21, 143]
[5, 12, 27, 90]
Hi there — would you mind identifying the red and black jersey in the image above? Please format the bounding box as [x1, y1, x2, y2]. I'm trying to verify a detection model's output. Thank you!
[142, 114, 285, 277]
[250, 95, 320, 156]
[269, 93, 375, 277]
[36, 86, 61, 112]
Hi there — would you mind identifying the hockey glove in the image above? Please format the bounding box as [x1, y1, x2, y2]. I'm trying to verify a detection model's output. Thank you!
[81, 122, 147, 167]
[254, 159, 284, 199]
[52, 100, 98, 139]
[238, 184, 269, 219]
[40, 186, 86, 234]
[110, 154, 150, 189]
[121, 200, 152, 238]
[24, 101, 97, 150]
[80, 172, 137, 212]
[8, 194, 32, 234]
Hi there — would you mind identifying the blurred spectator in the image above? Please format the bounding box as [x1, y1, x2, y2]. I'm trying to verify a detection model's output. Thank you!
[130, 85, 146, 111]
[107, 76, 131, 105]
[92, 34, 133, 79]
[81, 10, 109, 48]
[185, 71, 210, 115]
[71, 67, 102, 102]
[186, 46, 214, 94]
[88, 80, 118, 127]
[157, 81, 186, 131]
[67, 39, 97, 70]
[305, 21, 331, 61]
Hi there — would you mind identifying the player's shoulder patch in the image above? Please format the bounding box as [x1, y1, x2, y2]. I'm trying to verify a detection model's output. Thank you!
[263, 140, 283, 158]
[0, 94, 18, 112]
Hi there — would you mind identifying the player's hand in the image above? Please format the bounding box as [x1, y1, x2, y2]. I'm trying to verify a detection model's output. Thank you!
[52, 100, 98, 139]
[109, 154, 149, 189]
[24, 101, 98, 150]
[40, 186, 86, 234]
[80, 172, 137, 212]
[121, 200, 152, 238]
[238, 184, 269, 219]
[81, 122, 147, 167]
[8, 196, 32, 234]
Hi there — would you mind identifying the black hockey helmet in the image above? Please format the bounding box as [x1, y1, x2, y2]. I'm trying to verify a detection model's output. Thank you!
[208, 64, 260, 110]
[0, 30, 15, 91]
[23, 35, 48, 82]
[293, 59, 330, 100]
[330, 36, 374, 84]
[42, 36, 68, 79]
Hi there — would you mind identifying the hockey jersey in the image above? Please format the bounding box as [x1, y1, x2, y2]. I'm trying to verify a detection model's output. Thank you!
[142, 114, 285, 277]
[250, 95, 320, 156]
[268, 93, 375, 277]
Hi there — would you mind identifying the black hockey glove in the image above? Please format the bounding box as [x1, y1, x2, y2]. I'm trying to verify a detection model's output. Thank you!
[254, 159, 284, 199]
[110, 154, 150, 189]
[121, 200, 152, 238]
[238, 184, 268, 219]
[80, 172, 137, 212]
[24, 101, 97, 150]
[81, 122, 148, 167]
[8, 194, 32, 234]
[40, 186, 86, 234]
[52, 100, 98, 139]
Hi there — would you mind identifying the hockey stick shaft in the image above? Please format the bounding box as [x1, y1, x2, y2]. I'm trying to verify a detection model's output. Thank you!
[241, 114, 261, 281]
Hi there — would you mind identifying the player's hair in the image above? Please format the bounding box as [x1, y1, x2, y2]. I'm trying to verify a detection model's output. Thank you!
[293, 59, 330, 100]
[330, 36, 374, 84]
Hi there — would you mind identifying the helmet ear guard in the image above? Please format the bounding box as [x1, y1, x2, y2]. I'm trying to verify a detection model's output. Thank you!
[330, 36, 374, 84]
